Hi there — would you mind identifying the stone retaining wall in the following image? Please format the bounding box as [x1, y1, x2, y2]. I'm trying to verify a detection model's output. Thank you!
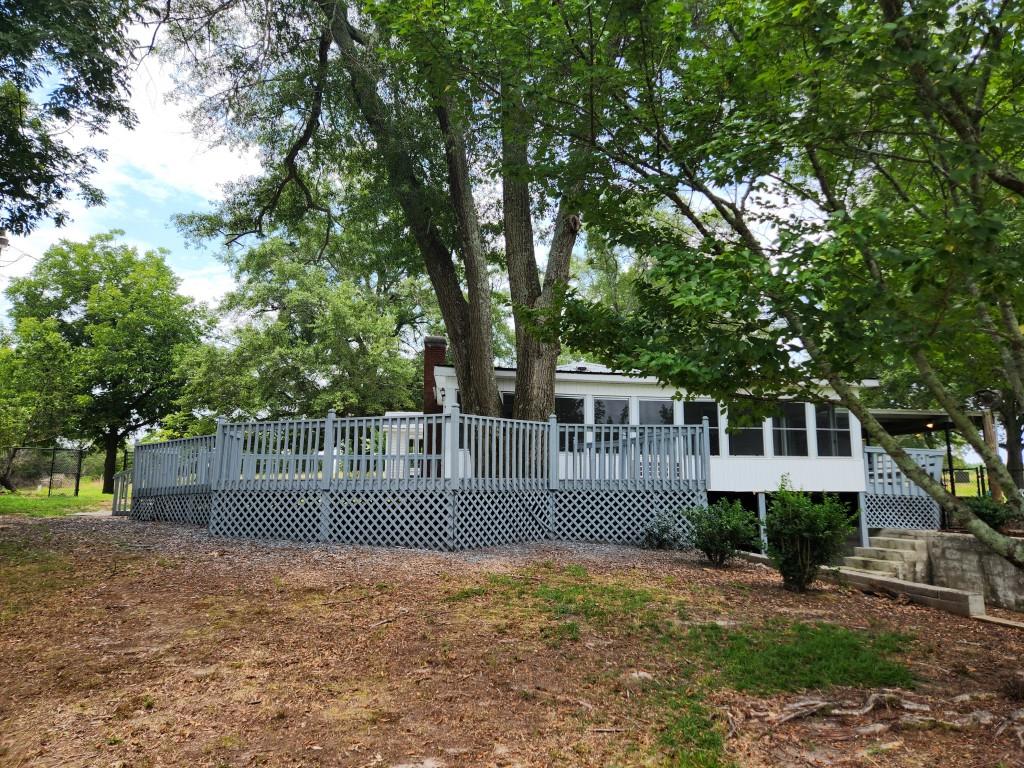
[923, 531, 1024, 611]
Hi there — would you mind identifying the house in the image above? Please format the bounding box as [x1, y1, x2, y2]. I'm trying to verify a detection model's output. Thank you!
[420, 336, 952, 545]
[125, 337, 963, 553]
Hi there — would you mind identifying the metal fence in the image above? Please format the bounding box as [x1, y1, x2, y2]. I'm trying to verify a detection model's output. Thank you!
[130, 407, 711, 549]
[0, 447, 86, 496]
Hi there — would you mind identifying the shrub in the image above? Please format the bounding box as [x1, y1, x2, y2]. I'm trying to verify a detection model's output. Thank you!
[766, 483, 853, 592]
[962, 496, 1020, 531]
[643, 512, 685, 550]
[688, 499, 759, 566]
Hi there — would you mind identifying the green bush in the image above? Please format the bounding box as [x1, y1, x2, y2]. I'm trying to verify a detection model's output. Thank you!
[766, 483, 853, 592]
[688, 499, 759, 567]
[962, 496, 1020, 531]
[642, 512, 686, 550]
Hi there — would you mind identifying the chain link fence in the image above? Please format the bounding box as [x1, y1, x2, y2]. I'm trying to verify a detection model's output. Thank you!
[1, 447, 86, 496]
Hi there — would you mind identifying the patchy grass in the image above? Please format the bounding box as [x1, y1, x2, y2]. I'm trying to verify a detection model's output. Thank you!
[655, 687, 732, 768]
[0, 538, 73, 620]
[685, 621, 915, 694]
[0, 479, 110, 517]
[483, 564, 679, 631]
[2, 517, 1019, 768]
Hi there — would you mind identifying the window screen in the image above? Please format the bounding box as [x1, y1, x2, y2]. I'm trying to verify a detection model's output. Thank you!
[772, 402, 808, 456]
[684, 401, 720, 456]
[815, 404, 852, 456]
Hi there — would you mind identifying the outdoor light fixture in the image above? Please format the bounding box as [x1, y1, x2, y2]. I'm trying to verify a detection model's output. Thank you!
[925, 422, 934, 429]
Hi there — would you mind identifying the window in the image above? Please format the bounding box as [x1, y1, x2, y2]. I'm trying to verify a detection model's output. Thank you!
[555, 396, 585, 451]
[594, 397, 629, 424]
[639, 399, 674, 425]
[684, 401, 720, 456]
[554, 396, 584, 423]
[728, 425, 765, 455]
[816, 404, 852, 456]
[501, 392, 515, 419]
[772, 402, 808, 456]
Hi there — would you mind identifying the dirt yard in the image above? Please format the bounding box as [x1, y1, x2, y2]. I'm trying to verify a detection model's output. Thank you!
[1, 515, 1022, 768]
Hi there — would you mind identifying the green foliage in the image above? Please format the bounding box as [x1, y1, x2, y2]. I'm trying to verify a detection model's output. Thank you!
[4, 232, 206, 486]
[686, 622, 914, 694]
[642, 512, 687, 550]
[688, 500, 759, 567]
[167, 238, 418, 428]
[0, 0, 144, 234]
[766, 485, 853, 592]
[962, 497, 1022, 532]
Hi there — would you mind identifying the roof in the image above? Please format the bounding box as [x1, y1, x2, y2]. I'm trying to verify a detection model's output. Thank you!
[867, 408, 984, 436]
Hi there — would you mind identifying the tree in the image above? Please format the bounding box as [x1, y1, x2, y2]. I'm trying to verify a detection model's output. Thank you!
[5, 232, 205, 492]
[0, 0, 147, 234]
[541, 0, 1024, 566]
[163, 0, 584, 419]
[0, 322, 82, 490]
[167, 238, 420, 433]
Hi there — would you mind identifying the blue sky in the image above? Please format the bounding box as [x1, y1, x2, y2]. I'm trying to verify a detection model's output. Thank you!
[0, 55, 256, 321]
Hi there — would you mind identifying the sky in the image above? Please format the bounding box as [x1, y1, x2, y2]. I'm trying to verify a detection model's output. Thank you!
[0, 50, 259, 321]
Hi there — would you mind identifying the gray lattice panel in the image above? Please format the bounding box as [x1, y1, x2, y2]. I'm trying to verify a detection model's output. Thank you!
[864, 493, 940, 530]
[453, 489, 550, 549]
[553, 488, 706, 544]
[326, 490, 452, 549]
[130, 492, 211, 525]
[210, 490, 322, 541]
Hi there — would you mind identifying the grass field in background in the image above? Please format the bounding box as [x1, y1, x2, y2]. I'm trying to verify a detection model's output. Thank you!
[0, 479, 111, 517]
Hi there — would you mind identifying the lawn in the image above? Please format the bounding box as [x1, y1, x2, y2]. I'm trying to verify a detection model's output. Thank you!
[0, 517, 1021, 767]
[0, 478, 111, 517]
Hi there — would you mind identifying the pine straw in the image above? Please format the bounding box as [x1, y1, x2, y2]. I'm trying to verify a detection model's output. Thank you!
[0, 515, 1022, 768]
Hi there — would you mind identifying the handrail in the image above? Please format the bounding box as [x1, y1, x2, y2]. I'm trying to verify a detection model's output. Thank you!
[134, 409, 714, 496]
[863, 445, 944, 497]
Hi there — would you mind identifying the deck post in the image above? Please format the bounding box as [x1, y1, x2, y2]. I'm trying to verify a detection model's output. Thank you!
[320, 409, 336, 542]
[211, 417, 226, 492]
[547, 415, 559, 538]
[756, 492, 768, 554]
[857, 491, 869, 548]
[445, 406, 461, 550]
[701, 416, 711, 491]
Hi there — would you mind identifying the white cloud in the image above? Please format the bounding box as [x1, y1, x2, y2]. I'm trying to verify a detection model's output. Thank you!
[1, 27, 259, 314]
[177, 263, 236, 307]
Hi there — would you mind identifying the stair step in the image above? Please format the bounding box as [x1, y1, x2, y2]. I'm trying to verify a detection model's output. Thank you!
[842, 556, 906, 579]
[854, 546, 921, 563]
[869, 536, 928, 553]
[877, 528, 928, 540]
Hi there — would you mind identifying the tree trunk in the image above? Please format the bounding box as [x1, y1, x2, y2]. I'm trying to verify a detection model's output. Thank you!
[102, 430, 120, 494]
[1000, 402, 1024, 489]
[500, 88, 581, 421]
[0, 447, 16, 492]
[320, 0, 501, 416]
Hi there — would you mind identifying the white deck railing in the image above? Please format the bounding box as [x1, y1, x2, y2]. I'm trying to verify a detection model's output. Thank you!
[133, 435, 216, 495]
[133, 407, 712, 497]
[863, 445, 945, 497]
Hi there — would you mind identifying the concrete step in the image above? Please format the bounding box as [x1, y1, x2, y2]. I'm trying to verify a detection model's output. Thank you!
[842, 556, 906, 579]
[854, 546, 921, 563]
[834, 568, 985, 617]
[869, 536, 929, 554]
[877, 528, 928, 540]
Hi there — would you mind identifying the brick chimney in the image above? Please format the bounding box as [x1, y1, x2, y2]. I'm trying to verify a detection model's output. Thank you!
[423, 336, 447, 413]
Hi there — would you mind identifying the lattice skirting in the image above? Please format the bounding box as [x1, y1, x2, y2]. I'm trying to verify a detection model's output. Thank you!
[863, 493, 940, 530]
[178, 487, 709, 550]
[453, 489, 550, 549]
[553, 488, 707, 545]
[130, 491, 211, 526]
